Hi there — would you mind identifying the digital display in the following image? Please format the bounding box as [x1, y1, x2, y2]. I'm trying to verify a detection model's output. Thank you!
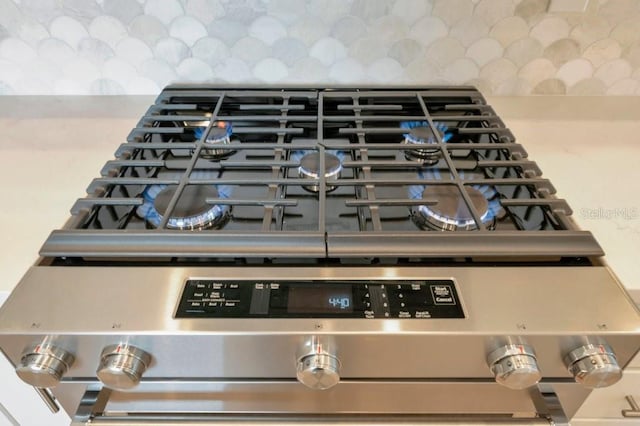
[287, 285, 353, 314]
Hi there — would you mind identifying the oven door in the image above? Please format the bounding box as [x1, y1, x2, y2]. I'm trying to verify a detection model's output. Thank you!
[57, 380, 574, 426]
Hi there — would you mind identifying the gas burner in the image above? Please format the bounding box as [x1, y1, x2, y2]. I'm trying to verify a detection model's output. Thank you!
[292, 150, 344, 193]
[401, 121, 452, 164]
[137, 177, 231, 230]
[409, 170, 503, 231]
[194, 121, 234, 159]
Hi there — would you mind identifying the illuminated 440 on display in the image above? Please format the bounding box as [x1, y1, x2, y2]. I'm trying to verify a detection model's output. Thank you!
[328, 297, 351, 310]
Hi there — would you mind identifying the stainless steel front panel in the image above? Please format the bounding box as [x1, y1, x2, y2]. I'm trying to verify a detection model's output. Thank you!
[0, 265, 639, 420]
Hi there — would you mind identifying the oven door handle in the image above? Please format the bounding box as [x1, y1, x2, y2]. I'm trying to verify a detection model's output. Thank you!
[70, 387, 557, 426]
[76, 417, 553, 426]
[73, 416, 554, 426]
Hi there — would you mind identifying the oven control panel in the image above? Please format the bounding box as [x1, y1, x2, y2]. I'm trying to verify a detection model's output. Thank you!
[175, 280, 465, 319]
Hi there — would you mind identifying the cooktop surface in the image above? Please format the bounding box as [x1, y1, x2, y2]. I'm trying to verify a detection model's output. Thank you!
[41, 86, 602, 262]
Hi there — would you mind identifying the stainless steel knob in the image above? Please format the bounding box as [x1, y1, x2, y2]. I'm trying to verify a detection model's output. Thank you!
[296, 353, 341, 390]
[15, 343, 75, 388]
[565, 343, 622, 389]
[97, 344, 151, 391]
[487, 344, 542, 390]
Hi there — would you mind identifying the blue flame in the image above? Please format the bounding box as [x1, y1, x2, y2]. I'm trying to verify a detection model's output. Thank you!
[290, 149, 346, 167]
[408, 184, 425, 200]
[408, 168, 441, 202]
[418, 168, 443, 180]
[194, 121, 233, 141]
[401, 121, 452, 144]
[137, 171, 231, 229]
[216, 184, 232, 199]
[458, 171, 504, 221]
[409, 169, 503, 225]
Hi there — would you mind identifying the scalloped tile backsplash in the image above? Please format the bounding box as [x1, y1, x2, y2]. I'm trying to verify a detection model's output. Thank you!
[0, 0, 639, 95]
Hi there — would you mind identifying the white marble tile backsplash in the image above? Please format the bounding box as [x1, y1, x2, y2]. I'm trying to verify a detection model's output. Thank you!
[0, 0, 638, 95]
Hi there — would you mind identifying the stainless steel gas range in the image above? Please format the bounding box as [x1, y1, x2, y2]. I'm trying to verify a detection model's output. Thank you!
[1, 86, 639, 426]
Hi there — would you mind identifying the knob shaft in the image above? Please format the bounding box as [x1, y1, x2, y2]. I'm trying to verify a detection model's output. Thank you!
[97, 344, 151, 391]
[296, 353, 341, 390]
[15, 344, 75, 388]
[487, 344, 541, 390]
[565, 344, 622, 389]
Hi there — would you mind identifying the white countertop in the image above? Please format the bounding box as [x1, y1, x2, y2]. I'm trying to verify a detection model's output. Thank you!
[0, 95, 639, 302]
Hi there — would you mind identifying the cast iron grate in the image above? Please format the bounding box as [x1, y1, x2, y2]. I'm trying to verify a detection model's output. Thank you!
[40, 86, 602, 260]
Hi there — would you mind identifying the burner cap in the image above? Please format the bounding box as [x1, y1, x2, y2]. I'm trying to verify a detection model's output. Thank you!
[412, 186, 494, 231]
[401, 121, 452, 165]
[154, 185, 216, 217]
[404, 126, 443, 163]
[197, 123, 234, 159]
[407, 126, 439, 144]
[298, 152, 342, 192]
[140, 185, 229, 230]
[206, 126, 230, 142]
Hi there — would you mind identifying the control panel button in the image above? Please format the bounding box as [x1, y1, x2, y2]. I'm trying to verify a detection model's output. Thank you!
[430, 284, 456, 305]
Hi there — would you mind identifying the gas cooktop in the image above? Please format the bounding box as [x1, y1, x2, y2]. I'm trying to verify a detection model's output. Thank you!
[43, 85, 601, 262]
